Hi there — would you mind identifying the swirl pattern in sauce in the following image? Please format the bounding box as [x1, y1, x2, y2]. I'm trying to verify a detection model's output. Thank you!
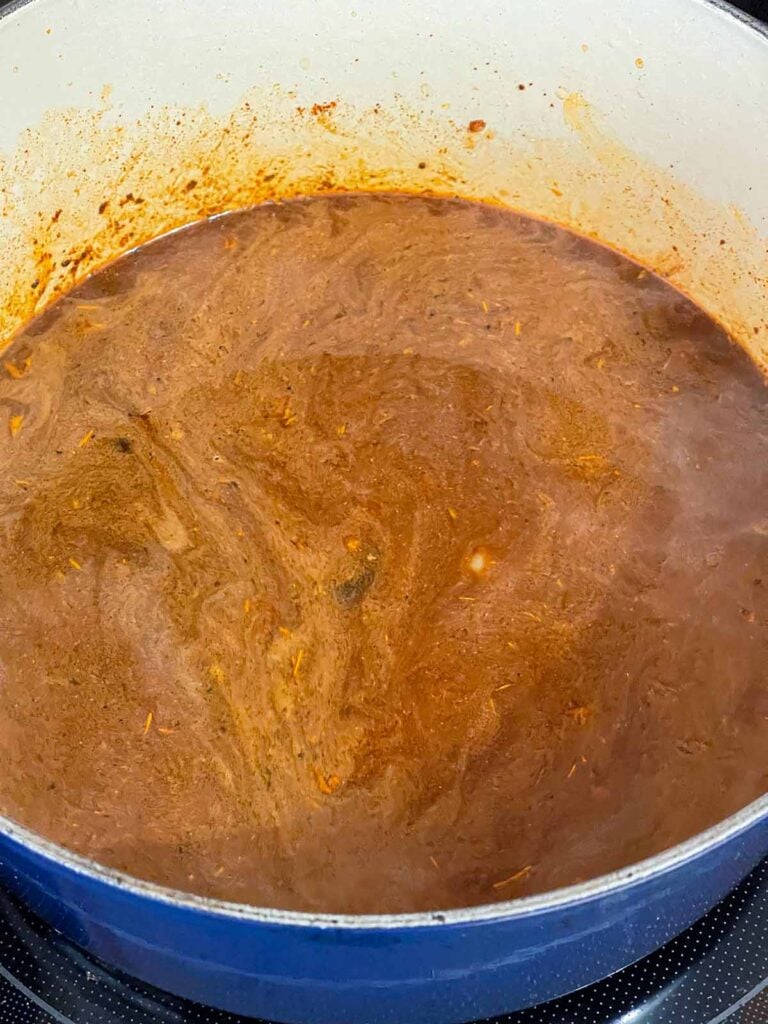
[0, 194, 766, 913]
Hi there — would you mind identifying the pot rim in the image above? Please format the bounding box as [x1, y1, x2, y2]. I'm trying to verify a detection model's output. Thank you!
[2, 794, 767, 929]
[1, 0, 766, 932]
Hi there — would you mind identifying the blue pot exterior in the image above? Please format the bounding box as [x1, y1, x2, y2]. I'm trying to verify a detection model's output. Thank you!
[0, 812, 766, 1024]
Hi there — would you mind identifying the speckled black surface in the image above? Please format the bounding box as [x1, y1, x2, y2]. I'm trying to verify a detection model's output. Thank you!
[730, 0, 767, 18]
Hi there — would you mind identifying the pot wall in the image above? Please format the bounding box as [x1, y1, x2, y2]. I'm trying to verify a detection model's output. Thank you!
[1, 811, 767, 1023]
[1, 0, 767, 363]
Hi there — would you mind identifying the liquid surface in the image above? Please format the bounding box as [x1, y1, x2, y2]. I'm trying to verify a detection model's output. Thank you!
[0, 194, 766, 914]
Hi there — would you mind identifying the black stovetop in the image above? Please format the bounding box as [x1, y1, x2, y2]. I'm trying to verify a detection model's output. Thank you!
[730, 0, 768, 17]
[0, 855, 767, 1024]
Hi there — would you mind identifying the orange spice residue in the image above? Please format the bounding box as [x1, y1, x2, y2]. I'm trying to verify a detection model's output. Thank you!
[292, 648, 305, 678]
[8, 413, 24, 438]
[493, 864, 532, 889]
[468, 119, 486, 134]
[4, 358, 31, 379]
[314, 768, 341, 795]
[566, 705, 590, 726]
[281, 404, 298, 427]
[142, 711, 153, 735]
[310, 100, 337, 116]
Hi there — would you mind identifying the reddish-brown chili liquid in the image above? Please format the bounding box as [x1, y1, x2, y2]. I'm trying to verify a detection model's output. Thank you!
[0, 194, 766, 913]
